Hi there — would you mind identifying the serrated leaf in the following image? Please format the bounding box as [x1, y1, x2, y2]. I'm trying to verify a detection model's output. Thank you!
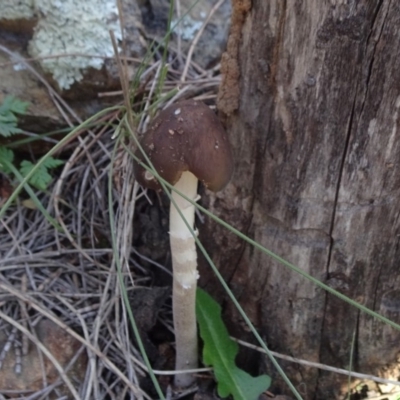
[0, 96, 28, 137]
[0, 113, 18, 123]
[19, 157, 63, 191]
[0, 119, 23, 137]
[0, 96, 29, 115]
[20, 160, 50, 191]
[0, 146, 15, 173]
[41, 157, 64, 169]
[196, 289, 271, 400]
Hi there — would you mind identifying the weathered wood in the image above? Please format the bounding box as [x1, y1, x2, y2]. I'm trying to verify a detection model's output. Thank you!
[200, 1, 400, 398]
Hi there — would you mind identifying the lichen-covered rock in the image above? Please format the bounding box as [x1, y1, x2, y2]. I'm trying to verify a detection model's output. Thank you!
[29, 0, 123, 90]
[0, 0, 231, 133]
[0, 0, 146, 95]
[0, 1, 34, 20]
[0, 0, 146, 131]
[1, 0, 231, 93]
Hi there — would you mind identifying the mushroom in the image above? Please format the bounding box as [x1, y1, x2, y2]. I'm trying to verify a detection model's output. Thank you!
[133, 99, 233, 387]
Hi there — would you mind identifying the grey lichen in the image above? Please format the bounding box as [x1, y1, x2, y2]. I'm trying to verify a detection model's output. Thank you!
[27, 0, 121, 89]
[172, 15, 203, 41]
[0, 0, 35, 20]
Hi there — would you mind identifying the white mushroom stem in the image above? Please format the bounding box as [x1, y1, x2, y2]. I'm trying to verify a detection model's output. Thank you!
[169, 170, 199, 388]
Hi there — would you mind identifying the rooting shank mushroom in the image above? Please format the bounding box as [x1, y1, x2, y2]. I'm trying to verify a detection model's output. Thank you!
[134, 99, 233, 388]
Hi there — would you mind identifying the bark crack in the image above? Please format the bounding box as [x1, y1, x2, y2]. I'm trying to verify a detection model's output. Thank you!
[325, 94, 357, 273]
[226, 209, 254, 285]
[325, 0, 389, 275]
[356, 1, 390, 314]
[315, 5, 391, 396]
[314, 93, 357, 400]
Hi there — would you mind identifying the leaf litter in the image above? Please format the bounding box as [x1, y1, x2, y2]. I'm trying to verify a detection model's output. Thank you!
[0, 2, 225, 399]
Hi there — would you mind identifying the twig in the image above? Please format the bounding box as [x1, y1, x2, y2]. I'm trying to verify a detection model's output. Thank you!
[233, 337, 400, 387]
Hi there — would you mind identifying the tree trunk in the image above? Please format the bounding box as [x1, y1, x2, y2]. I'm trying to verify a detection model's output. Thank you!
[200, 1, 400, 398]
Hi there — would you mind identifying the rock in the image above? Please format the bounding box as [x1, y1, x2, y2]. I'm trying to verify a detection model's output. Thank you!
[0, 319, 87, 398]
[140, 0, 231, 69]
[0, 46, 64, 127]
[0, 0, 232, 97]
[0, 38, 69, 151]
[1, 0, 146, 94]
[0, 1, 37, 34]
[0, 0, 231, 135]
[0, 0, 145, 141]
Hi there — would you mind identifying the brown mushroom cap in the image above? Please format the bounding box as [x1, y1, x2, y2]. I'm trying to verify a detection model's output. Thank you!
[133, 100, 233, 192]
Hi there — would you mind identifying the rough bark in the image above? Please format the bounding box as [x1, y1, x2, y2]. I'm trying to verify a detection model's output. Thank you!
[200, 1, 400, 398]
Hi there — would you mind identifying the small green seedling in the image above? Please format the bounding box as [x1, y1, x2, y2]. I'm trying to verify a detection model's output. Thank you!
[0, 95, 29, 137]
[19, 157, 64, 191]
[0, 96, 63, 191]
[196, 288, 271, 400]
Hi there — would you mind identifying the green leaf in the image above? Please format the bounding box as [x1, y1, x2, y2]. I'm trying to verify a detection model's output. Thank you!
[0, 96, 29, 137]
[41, 157, 64, 169]
[196, 288, 271, 400]
[0, 96, 29, 115]
[0, 116, 23, 137]
[20, 157, 64, 191]
[0, 146, 14, 173]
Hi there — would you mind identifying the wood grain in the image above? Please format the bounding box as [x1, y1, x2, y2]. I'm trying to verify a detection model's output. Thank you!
[200, 1, 400, 398]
